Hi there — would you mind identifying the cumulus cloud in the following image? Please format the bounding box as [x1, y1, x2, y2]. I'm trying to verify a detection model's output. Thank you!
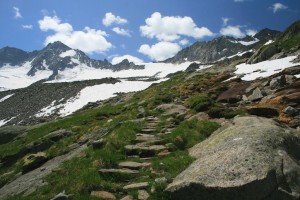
[103, 12, 128, 27]
[271, 3, 288, 13]
[138, 41, 181, 61]
[13, 7, 22, 19]
[111, 55, 144, 65]
[220, 25, 246, 38]
[38, 15, 112, 54]
[220, 25, 257, 38]
[222, 17, 230, 26]
[246, 29, 257, 36]
[140, 12, 213, 41]
[179, 39, 189, 46]
[112, 27, 131, 37]
[22, 24, 33, 29]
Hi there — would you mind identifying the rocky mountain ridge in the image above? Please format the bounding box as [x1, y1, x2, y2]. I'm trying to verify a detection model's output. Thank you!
[165, 28, 280, 64]
[0, 41, 144, 80]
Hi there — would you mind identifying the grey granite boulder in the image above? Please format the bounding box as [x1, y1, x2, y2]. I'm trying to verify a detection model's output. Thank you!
[166, 116, 300, 200]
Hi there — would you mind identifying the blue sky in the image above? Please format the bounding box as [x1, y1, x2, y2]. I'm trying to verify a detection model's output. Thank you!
[0, 0, 299, 63]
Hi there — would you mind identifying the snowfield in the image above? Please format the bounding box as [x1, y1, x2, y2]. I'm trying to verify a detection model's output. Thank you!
[234, 56, 300, 81]
[36, 79, 167, 117]
[47, 62, 192, 83]
[0, 61, 52, 90]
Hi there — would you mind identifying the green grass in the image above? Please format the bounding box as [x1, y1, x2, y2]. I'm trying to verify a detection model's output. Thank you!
[163, 119, 220, 150]
[185, 94, 213, 112]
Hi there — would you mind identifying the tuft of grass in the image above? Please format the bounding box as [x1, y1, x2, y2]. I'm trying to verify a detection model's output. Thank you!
[185, 94, 213, 112]
[164, 119, 220, 150]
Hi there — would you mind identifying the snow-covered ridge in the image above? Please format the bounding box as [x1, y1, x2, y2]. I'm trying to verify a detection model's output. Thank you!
[234, 56, 300, 81]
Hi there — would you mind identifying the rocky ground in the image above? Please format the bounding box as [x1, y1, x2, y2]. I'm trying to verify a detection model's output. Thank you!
[0, 78, 118, 125]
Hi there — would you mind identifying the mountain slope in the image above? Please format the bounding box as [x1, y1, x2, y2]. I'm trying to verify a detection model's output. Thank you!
[165, 28, 280, 64]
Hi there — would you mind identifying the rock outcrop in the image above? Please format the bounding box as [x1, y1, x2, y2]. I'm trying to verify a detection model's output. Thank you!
[166, 116, 300, 200]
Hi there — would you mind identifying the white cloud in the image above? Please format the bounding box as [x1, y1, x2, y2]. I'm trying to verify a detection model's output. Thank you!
[39, 15, 112, 54]
[22, 24, 33, 29]
[220, 25, 246, 38]
[234, 0, 244, 2]
[111, 55, 144, 65]
[179, 39, 189, 46]
[140, 12, 213, 41]
[112, 27, 131, 37]
[222, 17, 230, 26]
[39, 16, 73, 33]
[271, 3, 288, 13]
[138, 41, 181, 61]
[102, 12, 128, 27]
[13, 7, 22, 19]
[246, 29, 257, 36]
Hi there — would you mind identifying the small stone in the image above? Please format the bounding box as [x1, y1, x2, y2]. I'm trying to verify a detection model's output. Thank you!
[138, 190, 150, 200]
[151, 185, 156, 193]
[123, 182, 149, 190]
[157, 150, 171, 157]
[118, 161, 151, 170]
[248, 88, 264, 101]
[50, 191, 70, 200]
[92, 139, 106, 149]
[120, 195, 133, 200]
[155, 177, 167, 183]
[270, 77, 284, 90]
[99, 168, 139, 175]
[283, 106, 299, 117]
[22, 152, 48, 173]
[90, 191, 116, 200]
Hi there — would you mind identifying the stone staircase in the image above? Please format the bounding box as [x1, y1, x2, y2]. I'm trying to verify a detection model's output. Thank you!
[96, 116, 177, 199]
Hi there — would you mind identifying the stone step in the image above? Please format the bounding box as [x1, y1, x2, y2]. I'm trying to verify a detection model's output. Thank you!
[118, 161, 151, 170]
[141, 128, 156, 134]
[99, 168, 139, 176]
[135, 134, 159, 142]
[125, 144, 168, 157]
[123, 182, 149, 190]
[157, 150, 171, 157]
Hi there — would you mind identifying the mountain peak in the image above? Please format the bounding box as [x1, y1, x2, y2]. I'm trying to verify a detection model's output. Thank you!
[45, 41, 71, 52]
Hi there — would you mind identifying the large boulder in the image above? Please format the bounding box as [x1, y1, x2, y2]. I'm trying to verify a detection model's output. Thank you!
[166, 116, 300, 200]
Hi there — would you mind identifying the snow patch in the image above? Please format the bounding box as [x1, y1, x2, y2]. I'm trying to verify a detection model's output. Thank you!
[58, 79, 166, 116]
[0, 94, 14, 102]
[0, 117, 15, 127]
[0, 61, 53, 90]
[47, 62, 192, 83]
[35, 100, 63, 117]
[60, 50, 76, 58]
[238, 38, 259, 46]
[264, 40, 274, 46]
[234, 56, 300, 81]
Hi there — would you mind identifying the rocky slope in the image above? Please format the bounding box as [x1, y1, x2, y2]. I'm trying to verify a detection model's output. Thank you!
[165, 29, 280, 64]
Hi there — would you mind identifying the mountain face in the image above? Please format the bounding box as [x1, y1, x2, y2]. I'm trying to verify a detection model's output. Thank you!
[165, 29, 281, 64]
[0, 41, 144, 80]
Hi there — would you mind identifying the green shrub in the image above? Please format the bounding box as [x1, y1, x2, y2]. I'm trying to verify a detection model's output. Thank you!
[185, 94, 213, 112]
